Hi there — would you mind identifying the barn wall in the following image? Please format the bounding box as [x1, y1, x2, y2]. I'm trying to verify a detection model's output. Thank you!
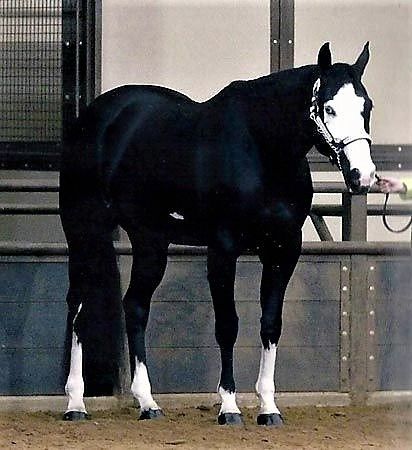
[1, 252, 411, 396]
[102, 0, 270, 101]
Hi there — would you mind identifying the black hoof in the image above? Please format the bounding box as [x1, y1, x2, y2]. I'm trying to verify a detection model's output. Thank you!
[257, 413, 284, 427]
[139, 408, 164, 420]
[63, 411, 89, 421]
[218, 412, 243, 425]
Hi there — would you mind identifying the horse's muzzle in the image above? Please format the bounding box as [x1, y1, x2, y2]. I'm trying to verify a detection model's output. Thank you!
[348, 168, 371, 194]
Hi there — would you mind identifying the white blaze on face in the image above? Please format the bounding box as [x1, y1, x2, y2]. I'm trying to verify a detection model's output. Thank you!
[324, 83, 375, 187]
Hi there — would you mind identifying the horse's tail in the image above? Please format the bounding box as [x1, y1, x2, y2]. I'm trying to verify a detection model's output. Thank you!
[60, 128, 123, 397]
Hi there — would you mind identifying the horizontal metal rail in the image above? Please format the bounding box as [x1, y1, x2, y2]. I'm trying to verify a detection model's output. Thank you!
[0, 241, 409, 257]
[0, 180, 409, 243]
[315, 204, 412, 217]
[0, 203, 410, 217]
[0, 179, 59, 192]
[0, 179, 363, 194]
[0, 204, 58, 214]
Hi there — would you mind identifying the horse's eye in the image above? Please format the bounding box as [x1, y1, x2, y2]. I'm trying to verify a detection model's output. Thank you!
[324, 105, 336, 116]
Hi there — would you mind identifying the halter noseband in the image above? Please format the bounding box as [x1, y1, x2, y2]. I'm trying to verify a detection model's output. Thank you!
[309, 78, 372, 171]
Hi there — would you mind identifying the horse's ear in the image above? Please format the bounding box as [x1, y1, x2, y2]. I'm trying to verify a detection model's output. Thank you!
[353, 42, 370, 77]
[317, 42, 332, 73]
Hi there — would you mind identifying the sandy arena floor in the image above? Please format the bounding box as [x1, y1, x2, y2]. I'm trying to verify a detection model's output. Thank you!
[0, 404, 411, 449]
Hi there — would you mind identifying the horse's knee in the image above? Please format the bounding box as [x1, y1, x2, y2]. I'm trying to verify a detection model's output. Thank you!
[123, 298, 149, 327]
[215, 314, 239, 349]
[260, 316, 282, 349]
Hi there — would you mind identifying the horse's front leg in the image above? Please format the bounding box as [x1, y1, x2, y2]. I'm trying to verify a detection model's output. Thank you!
[207, 245, 242, 425]
[256, 233, 302, 426]
[123, 229, 168, 420]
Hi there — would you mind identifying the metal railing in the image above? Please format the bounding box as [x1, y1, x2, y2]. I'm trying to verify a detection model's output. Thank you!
[0, 179, 411, 254]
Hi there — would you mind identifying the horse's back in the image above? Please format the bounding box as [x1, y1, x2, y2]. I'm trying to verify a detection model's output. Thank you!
[63, 84, 198, 162]
[60, 84, 200, 199]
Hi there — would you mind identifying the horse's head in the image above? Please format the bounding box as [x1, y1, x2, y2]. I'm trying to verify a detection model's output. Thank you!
[312, 42, 375, 193]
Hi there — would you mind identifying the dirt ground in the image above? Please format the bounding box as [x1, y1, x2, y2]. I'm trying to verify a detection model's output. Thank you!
[0, 404, 411, 449]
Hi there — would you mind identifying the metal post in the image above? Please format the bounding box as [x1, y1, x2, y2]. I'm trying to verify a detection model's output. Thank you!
[279, 0, 294, 71]
[342, 193, 367, 241]
[270, 0, 294, 73]
[78, 0, 101, 108]
[366, 261, 378, 392]
[270, 0, 280, 72]
[348, 255, 369, 404]
[340, 259, 351, 392]
[62, 0, 79, 143]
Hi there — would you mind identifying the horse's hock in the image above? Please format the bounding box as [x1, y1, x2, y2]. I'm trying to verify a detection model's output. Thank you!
[0, 222, 411, 406]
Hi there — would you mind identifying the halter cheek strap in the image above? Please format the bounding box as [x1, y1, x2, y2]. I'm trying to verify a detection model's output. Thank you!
[309, 78, 372, 171]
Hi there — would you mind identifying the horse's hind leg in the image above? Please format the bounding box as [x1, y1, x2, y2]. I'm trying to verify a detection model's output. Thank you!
[207, 244, 242, 425]
[256, 232, 302, 426]
[122, 226, 168, 419]
[64, 297, 86, 420]
[61, 204, 121, 420]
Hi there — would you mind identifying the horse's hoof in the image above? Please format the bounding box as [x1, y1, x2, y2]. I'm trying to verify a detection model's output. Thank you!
[139, 408, 164, 420]
[63, 411, 89, 421]
[257, 413, 284, 426]
[218, 412, 243, 425]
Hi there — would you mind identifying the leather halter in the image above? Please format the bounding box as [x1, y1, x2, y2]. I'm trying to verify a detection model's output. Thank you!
[309, 78, 372, 171]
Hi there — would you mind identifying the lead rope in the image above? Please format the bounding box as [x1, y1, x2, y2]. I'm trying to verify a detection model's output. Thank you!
[376, 174, 412, 233]
[382, 192, 412, 234]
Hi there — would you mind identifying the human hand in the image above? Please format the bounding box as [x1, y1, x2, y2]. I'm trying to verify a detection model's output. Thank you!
[375, 176, 406, 194]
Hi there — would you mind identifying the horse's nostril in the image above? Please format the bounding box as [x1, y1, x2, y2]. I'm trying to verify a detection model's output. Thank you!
[349, 168, 361, 185]
[359, 185, 369, 194]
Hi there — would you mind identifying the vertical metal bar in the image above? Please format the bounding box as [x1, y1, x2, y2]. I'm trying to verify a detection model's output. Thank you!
[77, 0, 87, 112]
[340, 258, 350, 392]
[342, 193, 367, 241]
[349, 255, 369, 404]
[77, 1, 100, 109]
[366, 259, 378, 392]
[93, 0, 102, 97]
[270, 0, 280, 72]
[279, 0, 294, 70]
[84, 0, 102, 101]
[61, 0, 78, 144]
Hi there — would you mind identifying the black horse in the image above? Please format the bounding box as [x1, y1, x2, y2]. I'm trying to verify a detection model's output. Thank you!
[60, 43, 375, 425]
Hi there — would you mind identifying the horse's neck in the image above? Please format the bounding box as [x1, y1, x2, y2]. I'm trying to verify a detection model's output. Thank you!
[248, 65, 318, 158]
